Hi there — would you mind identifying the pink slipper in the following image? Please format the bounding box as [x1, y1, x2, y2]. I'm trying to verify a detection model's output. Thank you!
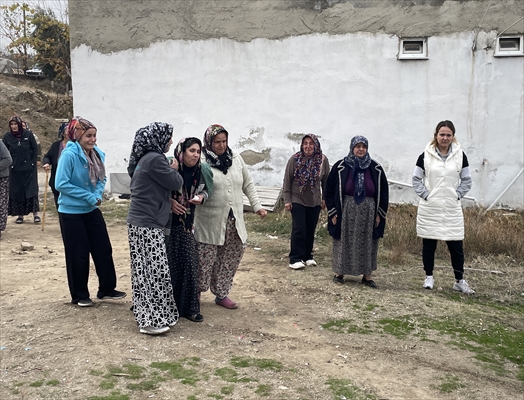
[215, 297, 238, 309]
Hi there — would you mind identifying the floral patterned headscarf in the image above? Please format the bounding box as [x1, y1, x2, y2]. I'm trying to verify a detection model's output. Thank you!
[66, 117, 97, 141]
[343, 135, 372, 205]
[127, 122, 173, 177]
[293, 134, 323, 194]
[202, 124, 233, 174]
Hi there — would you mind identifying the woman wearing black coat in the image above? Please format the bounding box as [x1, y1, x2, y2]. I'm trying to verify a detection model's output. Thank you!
[42, 122, 69, 209]
[325, 135, 389, 288]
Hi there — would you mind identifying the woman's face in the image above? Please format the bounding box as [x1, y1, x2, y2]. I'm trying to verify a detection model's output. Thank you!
[9, 121, 19, 132]
[164, 138, 173, 153]
[212, 133, 228, 156]
[77, 128, 97, 152]
[436, 126, 454, 150]
[352, 142, 367, 157]
[183, 143, 201, 167]
[302, 137, 315, 157]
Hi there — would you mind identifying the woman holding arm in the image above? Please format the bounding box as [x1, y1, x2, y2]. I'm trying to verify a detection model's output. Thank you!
[166, 137, 209, 323]
[127, 122, 183, 335]
[412, 120, 474, 294]
[55, 117, 126, 307]
[325, 136, 389, 287]
[194, 124, 267, 309]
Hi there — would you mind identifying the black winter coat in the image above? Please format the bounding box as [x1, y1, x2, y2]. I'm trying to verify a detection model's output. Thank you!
[325, 159, 389, 240]
[2, 130, 38, 201]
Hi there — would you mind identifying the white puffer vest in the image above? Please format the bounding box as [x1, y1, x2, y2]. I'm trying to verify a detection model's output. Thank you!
[416, 142, 464, 241]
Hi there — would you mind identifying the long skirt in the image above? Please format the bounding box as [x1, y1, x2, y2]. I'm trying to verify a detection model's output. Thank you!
[8, 196, 39, 216]
[128, 224, 178, 329]
[166, 224, 200, 318]
[198, 217, 245, 299]
[332, 196, 379, 276]
[0, 177, 8, 231]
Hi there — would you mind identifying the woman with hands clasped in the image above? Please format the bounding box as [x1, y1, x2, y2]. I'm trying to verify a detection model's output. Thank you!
[55, 117, 127, 307]
[325, 136, 389, 288]
[127, 122, 184, 335]
[166, 137, 210, 323]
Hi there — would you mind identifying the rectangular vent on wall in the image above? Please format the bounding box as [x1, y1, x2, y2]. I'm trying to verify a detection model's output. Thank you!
[398, 38, 428, 60]
[494, 35, 524, 57]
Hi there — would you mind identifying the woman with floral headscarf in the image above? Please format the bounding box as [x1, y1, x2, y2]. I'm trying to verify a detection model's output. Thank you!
[283, 134, 330, 270]
[127, 122, 183, 335]
[325, 136, 389, 288]
[193, 124, 267, 310]
[166, 137, 209, 323]
[2, 116, 40, 224]
[55, 117, 127, 308]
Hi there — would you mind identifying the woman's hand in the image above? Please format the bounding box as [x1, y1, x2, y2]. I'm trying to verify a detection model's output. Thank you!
[256, 208, 267, 218]
[375, 215, 380, 227]
[321, 200, 326, 210]
[42, 163, 51, 172]
[170, 157, 179, 170]
[170, 198, 186, 215]
[331, 215, 337, 225]
[284, 203, 292, 211]
[188, 194, 203, 205]
[95, 198, 102, 206]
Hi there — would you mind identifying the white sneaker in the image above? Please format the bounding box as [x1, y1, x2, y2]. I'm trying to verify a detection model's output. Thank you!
[305, 259, 317, 267]
[423, 276, 434, 290]
[140, 326, 170, 335]
[453, 279, 475, 294]
[289, 261, 305, 270]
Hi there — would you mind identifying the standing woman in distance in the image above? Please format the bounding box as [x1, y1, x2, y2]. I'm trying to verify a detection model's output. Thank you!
[413, 120, 474, 294]
[325, 136, 389, 287]
[194, 124, 267, 310]
[166, 137, 209, 323]
[55, 117, 127, 307]
[127, 122, 183, 335]
[2, 116, 41, 224]
[42, 122, 69, 209]
[283, 133, 329, 270]
[0, 140, 13, 238]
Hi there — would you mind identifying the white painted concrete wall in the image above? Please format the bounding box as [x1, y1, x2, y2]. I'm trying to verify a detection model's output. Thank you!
[71, 31, 524, 208]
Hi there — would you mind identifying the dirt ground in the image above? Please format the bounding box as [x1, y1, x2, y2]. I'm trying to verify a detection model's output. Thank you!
[0, 174, 522, 400]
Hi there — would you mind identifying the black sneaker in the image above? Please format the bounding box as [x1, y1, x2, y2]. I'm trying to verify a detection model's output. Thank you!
[97, 290, 127, 300]
[333, 275, 344, 284]
[77, 298, 94, 307]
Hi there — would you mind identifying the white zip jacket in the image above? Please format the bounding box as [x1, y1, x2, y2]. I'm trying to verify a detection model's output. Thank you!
[414, 141, 468, 241]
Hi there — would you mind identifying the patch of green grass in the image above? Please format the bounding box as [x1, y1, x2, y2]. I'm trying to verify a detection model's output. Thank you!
[100, 377, 116, 390]
[364, 304, 378, 311]
[87, 394, 129, 400]
[11, 389, 20, 395]
[46, 379, 59, 386]
[326, 378, 376, 400]
[29, 380, 44, 387]
[126, 378, 163, 391]
[150, 361, 201, 386]
[99, 200, 130, 222]
[215, 367, 239, 382]
[254, 383, 272, 396]
[90, 369, 104, 376]
[230, 356, 283, 371]
[207, 394, 223, 399]
[377, 317, 415, 339]
[321, 319, 373, 335]
[431, 374, 466, 393]
[120, 363, 146, 379]
[221, 384, 234, 395]
[187, 396, 198, 400]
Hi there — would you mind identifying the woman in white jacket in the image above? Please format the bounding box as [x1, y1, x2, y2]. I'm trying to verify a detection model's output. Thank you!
[194, 124, 267, 309]
[412, 120, 475, 294]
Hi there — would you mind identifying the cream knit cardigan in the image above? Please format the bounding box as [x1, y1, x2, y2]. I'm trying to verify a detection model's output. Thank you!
[194, 152, 262, 245]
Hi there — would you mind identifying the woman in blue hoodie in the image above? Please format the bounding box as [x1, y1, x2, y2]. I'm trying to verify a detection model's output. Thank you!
[55, 117, 126, 307]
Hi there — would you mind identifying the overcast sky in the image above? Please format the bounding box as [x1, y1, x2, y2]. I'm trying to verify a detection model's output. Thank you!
[0, 0, 68, 52]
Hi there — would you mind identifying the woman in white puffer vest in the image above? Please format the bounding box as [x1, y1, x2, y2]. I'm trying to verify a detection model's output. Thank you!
[412, 120, 475, 294]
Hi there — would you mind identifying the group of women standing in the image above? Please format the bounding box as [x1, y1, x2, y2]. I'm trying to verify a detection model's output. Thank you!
[1, 115, 475, 336]
[284, 120, 474, 294]
[126, 123, 266, 335]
